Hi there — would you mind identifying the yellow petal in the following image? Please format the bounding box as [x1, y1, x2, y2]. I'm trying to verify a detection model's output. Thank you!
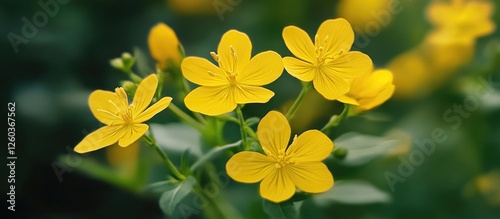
[148, 23, 180, 68]
[217, 30, 252, 74]
[89, 90, 123, 125]
[182, 57, 228, 86]
[237, 51, 283, 86]
[357, 84, 395, 111]
[336, 95, 359, 105]
[283, 57, 317, 82]
[323, 51, 373, 80]
[260, 168, 296, 203]
[286, 130, 333, 162]
[350, 69, 393, 98]
[286, 162, 333, 193]
[234, 85, 274, 104]
[135, 97, 172, 123]
[313, 68, 350, 100]
[282, 26, 316, 63]
[315, 52, 373, 100]
[257, 111, 291, 157]
[132, 74, 158, 117]
[118, 124, 149, 147]
[74, 125, 125, 153]
[226, 151, 275, 183]
[184, 86, 236, 116]
[316, 18, 355, 56]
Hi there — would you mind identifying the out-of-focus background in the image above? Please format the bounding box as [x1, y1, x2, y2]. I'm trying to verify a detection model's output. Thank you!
[2, 0, 500, 218]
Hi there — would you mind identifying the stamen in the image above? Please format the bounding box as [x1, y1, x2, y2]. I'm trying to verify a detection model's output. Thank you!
[315, 34, 319, 46]
[208, 71, 216, 77]
[324, 35, 329, 43]
[210, 52, 219, 62]
[338, 49, 344, 56]
[229, 45, 238, 75]
[97, 108, 119, 118]
[108, 100, 120, 112]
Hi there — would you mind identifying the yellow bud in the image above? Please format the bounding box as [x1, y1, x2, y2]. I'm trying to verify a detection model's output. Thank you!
[148, 23, 181, 70]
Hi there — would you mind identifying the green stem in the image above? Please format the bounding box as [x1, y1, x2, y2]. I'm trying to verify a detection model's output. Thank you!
[321, 104, 351, 133]
[168, 103, 205, 132]
[143, 134, 185, 181]
[236, 105, 249, 150]
[285, 82, 311, 120]
[205, 163, 244, 219]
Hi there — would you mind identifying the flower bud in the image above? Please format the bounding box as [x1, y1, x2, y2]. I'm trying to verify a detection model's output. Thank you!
[148, 23, 182, 70]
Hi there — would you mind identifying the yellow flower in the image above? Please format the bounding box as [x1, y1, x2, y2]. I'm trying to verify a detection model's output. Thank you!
[74, 74, 172, 153]
[148, 23, 182, 70]
[182, 30, 284, 116]
[337, 69, 395, 111]
[336, 0, 391, 29]
[282, 18, 373, 100]
[426, 0, 495, 45]
[226, 111, 334, 203]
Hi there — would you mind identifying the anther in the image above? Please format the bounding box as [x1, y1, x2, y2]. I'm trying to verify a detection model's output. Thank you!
[210, 52, 219, 62]
[208, 71, 216, 77]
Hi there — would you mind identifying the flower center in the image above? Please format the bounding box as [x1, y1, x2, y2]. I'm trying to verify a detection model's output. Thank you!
[209, 45, 239, 84]
[263, 135, 298, 169]
[314, 34, 344, 66]
[97, 88, 135, 125]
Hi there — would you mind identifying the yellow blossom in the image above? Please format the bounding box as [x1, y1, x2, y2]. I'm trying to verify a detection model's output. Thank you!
[337, 69, 395, 111]
[336, 0, 392, 29]
[74, 74, 172, 153]
[182, 30, 284, 116]
[282, 18, 373, 100]
[426, 0, 495, 45]
[148, 23, 182, 70]
[226, 111, 334, 203]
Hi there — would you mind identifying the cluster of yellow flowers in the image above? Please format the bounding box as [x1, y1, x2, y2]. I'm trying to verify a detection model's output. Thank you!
[388, 0, 495, 98]
[74, 18, 395, 203]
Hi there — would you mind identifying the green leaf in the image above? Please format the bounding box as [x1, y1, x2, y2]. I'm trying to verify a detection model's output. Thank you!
[150, 123, 202, 156]
[334, 132, 399, 166]
[190, 140, 241, 172]
[262, 199, 299, 219]
[245, 117, 260, 126]
[159, 176, 197, 216]
[314, 180, 391, 205]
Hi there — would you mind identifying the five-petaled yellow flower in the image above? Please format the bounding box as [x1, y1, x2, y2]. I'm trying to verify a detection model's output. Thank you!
[182, 30, 284, 116]
[226, 111, 334, 203]
[282, 18, 373, 100]
[337, 69, 395, 112]
[74, 74, 172, 153]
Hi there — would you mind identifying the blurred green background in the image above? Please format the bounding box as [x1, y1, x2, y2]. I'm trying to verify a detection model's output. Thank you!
[3, 0, 500, 218]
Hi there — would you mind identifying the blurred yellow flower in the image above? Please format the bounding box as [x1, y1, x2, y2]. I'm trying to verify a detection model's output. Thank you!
[182, 30, 284, 116]
[74, 74, 172, 153]
[226, 111, 334, 203]
[336, 0, 392, 29]
[168, 0, 216, 16]
[148, 23, 182, 70]
[337, 69, 395, 111]
[426, 0, 495, 45]
[282, 18, 373, 100]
